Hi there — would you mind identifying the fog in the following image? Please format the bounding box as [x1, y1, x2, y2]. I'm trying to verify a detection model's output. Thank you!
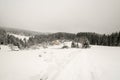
[0, 0, 120, 33]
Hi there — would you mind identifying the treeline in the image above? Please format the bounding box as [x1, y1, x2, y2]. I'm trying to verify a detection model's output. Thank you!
[0, 28, 120, 49]
[28, 32, 120, 47]
[76, 32, 120, 46]
[0, 29, 26, 49]
[27, 32, 76, 46]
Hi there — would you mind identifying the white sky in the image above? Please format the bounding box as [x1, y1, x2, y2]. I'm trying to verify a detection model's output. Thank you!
[0, 0, 120, 34]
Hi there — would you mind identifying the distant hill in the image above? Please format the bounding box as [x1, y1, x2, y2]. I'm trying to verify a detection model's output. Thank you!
[0, 26, 49, 36]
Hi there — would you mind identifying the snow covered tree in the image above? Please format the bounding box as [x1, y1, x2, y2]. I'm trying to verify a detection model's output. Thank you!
[71, 41, 76, 48]
[79, 37, 90, 48]
[0, 29, 7, 45]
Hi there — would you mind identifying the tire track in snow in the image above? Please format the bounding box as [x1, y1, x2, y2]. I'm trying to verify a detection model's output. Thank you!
[40, 49, 82, 80]
[50, 49, 97, 80]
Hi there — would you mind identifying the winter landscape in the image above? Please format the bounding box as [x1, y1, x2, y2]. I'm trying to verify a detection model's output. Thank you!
[0, 43, 120, 80]
[0, 28, 120, 80]
[0, 0, 120, 80]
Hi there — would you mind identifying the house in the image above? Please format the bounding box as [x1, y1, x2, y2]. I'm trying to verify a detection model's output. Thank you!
[51, 40, 60, 45]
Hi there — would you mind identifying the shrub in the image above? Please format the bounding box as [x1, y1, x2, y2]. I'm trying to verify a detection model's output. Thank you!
[79, 36, 90, 48]
[62, 45, 69, 49]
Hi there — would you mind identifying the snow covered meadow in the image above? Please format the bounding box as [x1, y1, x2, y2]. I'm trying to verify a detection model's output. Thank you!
[0, 43, 120, 80]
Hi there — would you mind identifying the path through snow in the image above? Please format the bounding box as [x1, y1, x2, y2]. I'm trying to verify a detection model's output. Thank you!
[0, 46, 120, 80]
[48, 46, 120, 80]
[51, 50, 94, 80]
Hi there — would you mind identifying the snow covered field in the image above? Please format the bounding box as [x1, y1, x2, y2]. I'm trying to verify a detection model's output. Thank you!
[0, 44, 120, 80]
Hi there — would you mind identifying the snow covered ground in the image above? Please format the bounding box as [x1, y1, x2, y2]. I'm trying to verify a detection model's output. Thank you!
[0, 44, 120, 80]
[8, 33, 30, 40]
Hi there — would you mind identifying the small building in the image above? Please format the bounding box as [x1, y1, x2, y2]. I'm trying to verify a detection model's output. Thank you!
[51, 40, 60, 45]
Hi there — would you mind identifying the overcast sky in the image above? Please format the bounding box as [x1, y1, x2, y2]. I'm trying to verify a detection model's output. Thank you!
[0, 0, 120, 34]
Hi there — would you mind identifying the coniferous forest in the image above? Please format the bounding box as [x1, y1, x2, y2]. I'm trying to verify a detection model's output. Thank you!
[0, 28, 120, 49]
[27, 32, 120, 47]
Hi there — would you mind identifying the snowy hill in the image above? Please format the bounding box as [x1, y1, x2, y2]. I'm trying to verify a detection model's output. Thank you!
[0, 26, 51, 36]
[8, 33, 30, 40]
[0, 44, 120, 80]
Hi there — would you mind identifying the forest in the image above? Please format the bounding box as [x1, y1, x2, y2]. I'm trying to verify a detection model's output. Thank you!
[28, 32, 120, 47]
[0, 28, 120, 49]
